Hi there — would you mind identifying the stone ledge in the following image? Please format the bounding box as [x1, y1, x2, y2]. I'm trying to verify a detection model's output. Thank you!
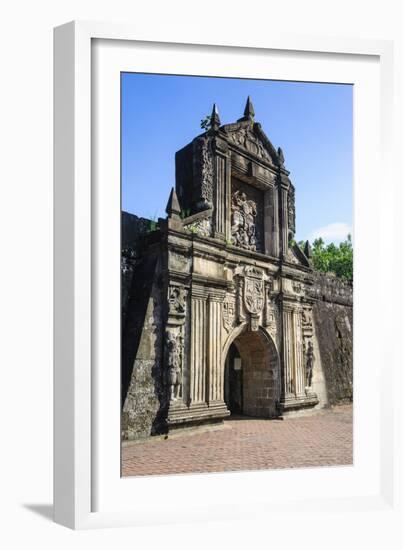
[280, 394, 319, 414]
[167, 400, 230, 428]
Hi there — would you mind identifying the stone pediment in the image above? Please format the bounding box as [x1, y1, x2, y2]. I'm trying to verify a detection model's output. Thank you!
[285, 244, 310, 267]
[222, 121, 278, 166]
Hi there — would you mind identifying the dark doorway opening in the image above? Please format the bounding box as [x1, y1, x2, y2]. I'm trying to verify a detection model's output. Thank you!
[223, 328, 280, 418]
[224, 343, 243, 414]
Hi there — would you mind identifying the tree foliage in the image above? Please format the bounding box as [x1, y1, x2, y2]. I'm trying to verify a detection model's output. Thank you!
[306, 235, 353, 281]
[200, 115, 212, 130]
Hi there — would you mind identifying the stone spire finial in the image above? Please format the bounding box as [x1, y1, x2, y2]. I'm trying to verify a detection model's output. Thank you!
[210, 103, 221, 130]
[244, 96, 255, 120]
[165, 187, 181, 218]
[304, 240, 312, 259]
[277, 147, 285, 166]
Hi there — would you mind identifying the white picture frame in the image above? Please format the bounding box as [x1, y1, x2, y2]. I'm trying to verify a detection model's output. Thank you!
[54, 21, 397, 530]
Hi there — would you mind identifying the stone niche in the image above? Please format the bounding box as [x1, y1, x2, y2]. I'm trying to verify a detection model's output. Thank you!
[230, 178, 264, 253]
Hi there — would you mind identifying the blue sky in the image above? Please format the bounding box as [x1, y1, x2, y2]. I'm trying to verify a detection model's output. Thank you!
[121, 73, 352, 244]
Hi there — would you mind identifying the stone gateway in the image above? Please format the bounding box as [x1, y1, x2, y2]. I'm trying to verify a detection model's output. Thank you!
[121, 98, 353, 440]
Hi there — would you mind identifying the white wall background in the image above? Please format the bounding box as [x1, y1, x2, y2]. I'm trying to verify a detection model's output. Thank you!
[0, 0, 402, 547]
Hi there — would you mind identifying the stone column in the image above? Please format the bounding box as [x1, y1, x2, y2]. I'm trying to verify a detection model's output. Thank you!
[189, 289, 208, 404]
[213, 155, 228, 240]
[282, 305, 295, 397]
[207, 294, 224, 403]
[273, 186, 280, 257]
[292, 308, 305, 397]
[280, 184, 289, 257]
[225, 155, 232, 242]
[264, 186, 280, 257]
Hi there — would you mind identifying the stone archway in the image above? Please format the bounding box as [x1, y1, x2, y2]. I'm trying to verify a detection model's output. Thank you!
[223, 327, 280, 418]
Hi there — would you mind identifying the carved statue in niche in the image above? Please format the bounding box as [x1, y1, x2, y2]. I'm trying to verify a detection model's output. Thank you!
[231, 190, 258, 250]
[166, 330, 182, 401]
[305, 340, 314, 388]
[168, 285, 186, 316]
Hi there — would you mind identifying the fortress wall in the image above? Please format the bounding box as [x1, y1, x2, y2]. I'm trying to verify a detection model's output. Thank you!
[121, 255, 166, 440]
[121, 212, 167, 440]
[312, 273, 353, 406]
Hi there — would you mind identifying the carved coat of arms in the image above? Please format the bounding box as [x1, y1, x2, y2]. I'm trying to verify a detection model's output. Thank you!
[244, 277, 264, 314]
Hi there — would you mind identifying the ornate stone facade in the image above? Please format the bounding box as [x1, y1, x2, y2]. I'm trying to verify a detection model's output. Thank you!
[121, 98, 352, 439]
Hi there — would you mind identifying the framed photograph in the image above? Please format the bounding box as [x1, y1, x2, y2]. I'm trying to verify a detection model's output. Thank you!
[54, 21, 395, 530]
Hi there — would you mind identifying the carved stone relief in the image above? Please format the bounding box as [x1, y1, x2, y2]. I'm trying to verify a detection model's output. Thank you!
[305, 340, 314, 389]
[244, 268, 264, 315]
[168, 285, 186, 316]
[236, 276, 246, 323]
[166, 329, 183, 401]
[184, 217, 212, 237]
[222, 296, 236, 332]
[292, 280, 304, 294]
[288, 184, 296, 235]
[301, 308, 313, 329]
[194, 136, 214, 208]
[250, 315, 260, 331]
[231, 190, 259, 251]
[265, 293, 279, 342]
[227, 127, 272, 163]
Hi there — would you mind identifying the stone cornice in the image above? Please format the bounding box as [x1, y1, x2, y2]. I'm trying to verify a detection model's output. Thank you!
[182, 208, 213, 226]
[190, 273, 230, 290]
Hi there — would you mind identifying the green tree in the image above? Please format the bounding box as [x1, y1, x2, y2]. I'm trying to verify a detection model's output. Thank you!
[311, 234, 353, 281]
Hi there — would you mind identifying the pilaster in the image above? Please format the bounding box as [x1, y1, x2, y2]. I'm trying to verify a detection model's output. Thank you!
[280, 181, 289, 257]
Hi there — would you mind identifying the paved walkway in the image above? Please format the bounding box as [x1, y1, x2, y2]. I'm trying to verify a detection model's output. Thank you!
[122, 404, 353, 477]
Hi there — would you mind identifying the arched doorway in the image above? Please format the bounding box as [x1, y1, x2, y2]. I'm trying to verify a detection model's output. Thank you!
[224, 328, 280, 418]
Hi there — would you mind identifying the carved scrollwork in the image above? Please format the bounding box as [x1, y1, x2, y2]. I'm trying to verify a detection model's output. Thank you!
[288, 185, 296, 236]
[194, 136, 214, 207]
[227, 127, 272, 163]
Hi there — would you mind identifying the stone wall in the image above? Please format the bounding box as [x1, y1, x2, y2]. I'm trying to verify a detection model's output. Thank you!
[121, 253, 167, 440]
[121, 211, 156, 328]
[121, 212, 167, 440]
[312, 273, 353, 406]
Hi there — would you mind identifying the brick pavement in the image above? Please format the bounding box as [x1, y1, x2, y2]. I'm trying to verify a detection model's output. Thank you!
[122, 404, 353, 477]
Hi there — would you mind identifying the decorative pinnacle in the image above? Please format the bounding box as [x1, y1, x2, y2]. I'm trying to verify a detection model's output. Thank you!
[277, 147, 285, 166]
[304, 240, 312, 259]
[210, 103, 221, 130]
[244, 96, 255, 120]
[165, 187, 181, 218]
